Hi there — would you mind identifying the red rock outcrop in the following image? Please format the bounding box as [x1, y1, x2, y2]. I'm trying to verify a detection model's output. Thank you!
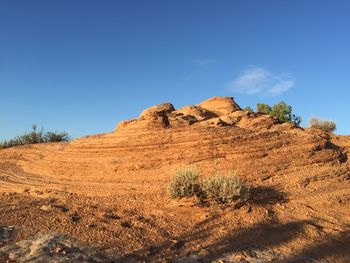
[0, 96, 349, 262]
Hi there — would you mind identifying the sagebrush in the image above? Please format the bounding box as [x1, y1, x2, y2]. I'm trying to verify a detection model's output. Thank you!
[309, 118, 336, 133]
[201, 173, 250, 204]
[169, 168, 250, 205]
[168, 166, 200, 198]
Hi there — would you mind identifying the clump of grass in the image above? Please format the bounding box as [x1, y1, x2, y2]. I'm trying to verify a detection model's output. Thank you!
[168, 166, 200, 198]
[309, 118, 336, 133]
[201, 173, 250, 205]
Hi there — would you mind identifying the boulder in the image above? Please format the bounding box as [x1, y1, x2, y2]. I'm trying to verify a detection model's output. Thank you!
[197, 96, 241, 116]
[139, 103, 175, 118]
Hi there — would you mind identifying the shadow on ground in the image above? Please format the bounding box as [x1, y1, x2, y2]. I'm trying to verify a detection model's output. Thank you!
[248, 186, 288, 205]
[123, 218, 350, 262]
[119, 186, 350, 262]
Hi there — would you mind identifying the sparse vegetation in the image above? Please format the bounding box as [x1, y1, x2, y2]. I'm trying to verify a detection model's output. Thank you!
[256, 101, 302, 125]
[243, 106, 253, 113]
[169, 167, 250, 205]
[0, 124, 71, 149]
[201, 173, 250, 204]
[256, 103, 272, 115]
[43, 131, 71, 142]
[310, 118, 336, 133]
[168, 166, 200, 198]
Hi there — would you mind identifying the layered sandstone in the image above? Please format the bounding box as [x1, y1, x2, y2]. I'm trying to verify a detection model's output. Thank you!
[0, 96, 349, 262]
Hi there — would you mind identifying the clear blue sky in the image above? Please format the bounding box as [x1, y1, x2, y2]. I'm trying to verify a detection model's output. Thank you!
[1, 0, 349, 140]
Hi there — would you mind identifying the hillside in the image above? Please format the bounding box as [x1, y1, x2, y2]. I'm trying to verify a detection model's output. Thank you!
[0, 97, 349, 262]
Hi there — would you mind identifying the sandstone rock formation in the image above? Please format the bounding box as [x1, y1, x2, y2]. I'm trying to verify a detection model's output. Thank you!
[115, 96, 272, 131]
[0, 96, 349, 262]
[197, 96, 241, 115]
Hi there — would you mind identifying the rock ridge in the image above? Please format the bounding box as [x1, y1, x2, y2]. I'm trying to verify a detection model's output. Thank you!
[114, 96, 277, 132]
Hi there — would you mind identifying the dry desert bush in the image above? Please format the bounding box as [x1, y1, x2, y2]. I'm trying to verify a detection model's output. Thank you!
[309, 118, 336, 133]
[168, 166, 200, 198]
[169, 167, 250, 205]
[201, 173, 250, 205]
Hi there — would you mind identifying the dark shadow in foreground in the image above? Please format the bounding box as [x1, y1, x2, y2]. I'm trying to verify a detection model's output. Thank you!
[116, 185, 349, 262]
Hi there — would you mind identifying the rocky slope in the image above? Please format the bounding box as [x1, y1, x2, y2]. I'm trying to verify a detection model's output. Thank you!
[0, 96, 349, 262]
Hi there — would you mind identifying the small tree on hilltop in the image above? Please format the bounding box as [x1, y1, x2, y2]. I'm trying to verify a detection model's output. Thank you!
[43, 131, 70, 142]
[28, 124, 44, 144]
[256, 101, 302, 126]
[256, 103, 271, 114]
[271, 102, 302, 125]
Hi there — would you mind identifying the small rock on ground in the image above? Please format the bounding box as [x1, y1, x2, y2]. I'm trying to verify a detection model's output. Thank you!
[0, 231, 115, 263]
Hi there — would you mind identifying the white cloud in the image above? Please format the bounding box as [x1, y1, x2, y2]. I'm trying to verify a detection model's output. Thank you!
[226, 67, 295, 96]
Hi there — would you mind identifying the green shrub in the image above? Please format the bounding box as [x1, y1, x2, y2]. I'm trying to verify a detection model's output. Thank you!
[43, 131, 70, 142]
[201, 173, 250, 204]
[256, 103, 271, 114]
[168, 166, 200, 198]
[0, 124, 71, 149]
[256, 101, 302, 125]
[310, 118, 336, 133]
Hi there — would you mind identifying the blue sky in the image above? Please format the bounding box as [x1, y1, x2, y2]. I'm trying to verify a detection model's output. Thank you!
[0, 0, 349, 140]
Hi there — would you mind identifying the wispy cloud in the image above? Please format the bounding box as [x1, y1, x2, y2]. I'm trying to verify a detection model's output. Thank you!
[190, 59, 218, 69]
[226, 67, 295, 96]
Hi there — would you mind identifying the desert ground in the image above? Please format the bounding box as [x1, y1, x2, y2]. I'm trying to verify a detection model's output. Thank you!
[0, 97, 349, 262]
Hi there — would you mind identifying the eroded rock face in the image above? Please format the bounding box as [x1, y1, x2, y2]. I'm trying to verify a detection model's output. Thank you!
[175, 105, 217, 121]
[0, 95, 349, 263]
[114, 97, 246, 131]
[197, 96, 241, 115]
[139, 103, 175, 118]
